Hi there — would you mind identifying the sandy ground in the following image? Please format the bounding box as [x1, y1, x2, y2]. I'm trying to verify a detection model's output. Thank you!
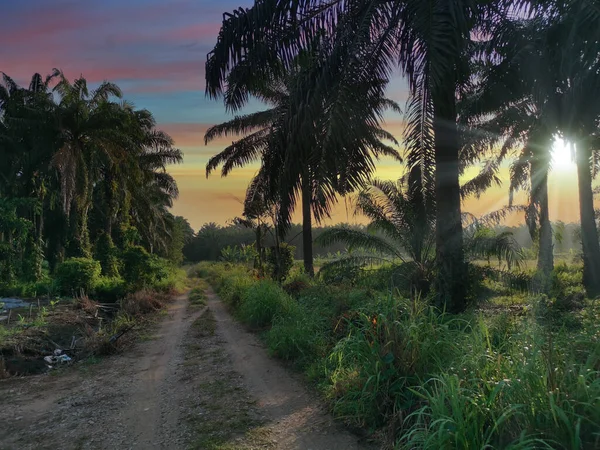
[0, 289, 374, 450]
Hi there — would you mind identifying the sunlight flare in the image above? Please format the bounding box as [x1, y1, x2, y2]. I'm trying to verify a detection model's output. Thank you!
[551, 136, 575, 171]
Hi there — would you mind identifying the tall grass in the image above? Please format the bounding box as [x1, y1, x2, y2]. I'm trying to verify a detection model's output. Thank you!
[196, 262, 600, 449]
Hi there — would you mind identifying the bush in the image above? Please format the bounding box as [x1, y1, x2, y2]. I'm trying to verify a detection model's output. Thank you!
[266, 243, 295, 282]
[93, 277, 126, 303]
[237, 280, 296, 328]
[55, 258, 101, 296]
[121, 246, 171, 290]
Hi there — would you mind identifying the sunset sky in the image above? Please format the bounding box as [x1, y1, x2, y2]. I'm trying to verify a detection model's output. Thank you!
[2, 0, 583, 231]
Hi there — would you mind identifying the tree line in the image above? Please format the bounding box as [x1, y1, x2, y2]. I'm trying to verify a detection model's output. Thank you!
[203, 0, 600, 311]
[183, 220, 584, 263]
[0, 70, 190, 285]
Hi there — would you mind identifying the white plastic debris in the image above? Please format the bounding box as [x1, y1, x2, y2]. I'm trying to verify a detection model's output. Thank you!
[43, 353, 72, 366]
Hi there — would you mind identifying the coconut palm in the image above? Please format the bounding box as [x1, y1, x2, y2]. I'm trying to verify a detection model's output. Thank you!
[205, 44, 400, 276]
[317, 178, 523, 299]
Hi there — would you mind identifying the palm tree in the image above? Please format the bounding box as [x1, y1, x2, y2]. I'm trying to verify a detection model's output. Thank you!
[463, 4, 600, 295]
[204, 0, 532, 311]
[550, 1, 600, 297]
[205, 45, 400, 276]
[459, 15, 558, 290]
[0, 70, 61, 279]
[52, 73, 124, 257]
[317, 178, 523, 300]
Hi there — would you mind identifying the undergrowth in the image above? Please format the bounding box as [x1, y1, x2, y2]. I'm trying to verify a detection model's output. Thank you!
[195, 261, 600, 449]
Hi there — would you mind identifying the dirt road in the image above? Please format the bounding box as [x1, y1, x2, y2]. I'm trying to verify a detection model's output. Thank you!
[0, 290, 373, 450]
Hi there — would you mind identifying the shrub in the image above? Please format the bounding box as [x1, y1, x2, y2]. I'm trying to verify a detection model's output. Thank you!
[266, 243, 295, 282]
[55, 258, 101, 296]
[93, 277, 127, 303]
[238, 280, 296, 328]
[121, 246, 171, 290]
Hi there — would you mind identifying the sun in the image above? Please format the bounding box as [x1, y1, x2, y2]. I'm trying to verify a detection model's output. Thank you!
[551, 136, 575, 171]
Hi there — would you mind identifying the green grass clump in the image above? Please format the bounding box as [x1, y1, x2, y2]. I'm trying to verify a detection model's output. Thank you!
[220, 273, 255, 308]
[399, 314, 600, 449]
[237, 280, 296, 328]
[325, 296, 464, 429]
[189, 286, 207, 306]
[266, 308, 323, 363]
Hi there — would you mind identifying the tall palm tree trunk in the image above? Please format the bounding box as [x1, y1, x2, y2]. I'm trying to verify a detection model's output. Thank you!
[576, 143, 600, 297]
[67, 201, 92, 258]
[433, 89, 466, 313]
[301, 172, 314, 277]
[530, 143, 553, 290]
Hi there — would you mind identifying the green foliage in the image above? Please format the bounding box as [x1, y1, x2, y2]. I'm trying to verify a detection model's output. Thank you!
[267, 309, 322, 362]
[0, 71, 183, 292]
[189, 286, 207, 306]
[121, 245, 170, 290]
[266, 243, 295, 282]
[220, 244, 257, 263]
[55, 258, 101, 295]
[0, 198, 37, 283]
[238, 280, 296, 328]
[199, 262, 600, 448]
[166, 216, 194, 265]
[93, 277, 126, 303]
[326, 297, 463, 429]
[94, 232, 119, 277]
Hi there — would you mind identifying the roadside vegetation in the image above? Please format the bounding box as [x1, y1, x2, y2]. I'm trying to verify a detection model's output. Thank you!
[195, 257, 600, 449]
[0, 70, 191, 376]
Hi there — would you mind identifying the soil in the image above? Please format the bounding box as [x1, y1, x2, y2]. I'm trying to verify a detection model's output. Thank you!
[0, 289, 375, 449]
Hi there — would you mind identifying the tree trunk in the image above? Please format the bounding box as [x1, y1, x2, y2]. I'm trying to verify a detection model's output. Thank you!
[530, 142, 553, 290]
[576, 142, 600, 297]
[67, 201, 92, 258]
[104, 171, 115, 238]
[255, 226, 264, 273]
[301, 173, 314, 277]
[432, 87, 466, 313]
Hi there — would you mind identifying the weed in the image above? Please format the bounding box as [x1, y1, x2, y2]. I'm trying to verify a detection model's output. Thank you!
[237, 281, 296, 328]
[189, 286, 207, 306]
[192, 309, 217, 337]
